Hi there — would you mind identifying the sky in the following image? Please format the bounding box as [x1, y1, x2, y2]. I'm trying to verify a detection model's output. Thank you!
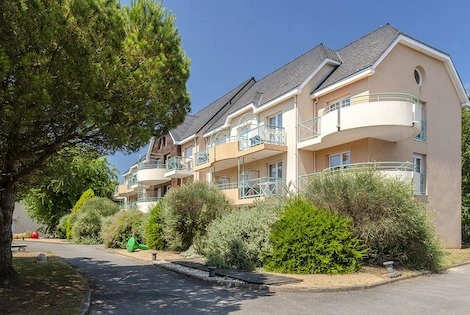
[109, 0, 470, 176]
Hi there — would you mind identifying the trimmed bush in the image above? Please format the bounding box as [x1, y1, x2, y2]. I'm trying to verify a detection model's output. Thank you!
[160, 181, 232, 251]
[144, 203, 166, 250]
[302, 169, 443, 271]
[263, 197, 365, 274]
[102, 210, 147, 249]
[204, 200, 283, 270]
[57, 213, 77, 240]
[72, 188, 95, 213]
[71, 197, 120, 244]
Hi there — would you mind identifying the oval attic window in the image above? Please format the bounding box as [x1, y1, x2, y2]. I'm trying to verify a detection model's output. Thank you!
[414, 68, 422, 86]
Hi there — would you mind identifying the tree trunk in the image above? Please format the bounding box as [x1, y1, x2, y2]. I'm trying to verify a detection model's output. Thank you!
[0, 180, 18, 284]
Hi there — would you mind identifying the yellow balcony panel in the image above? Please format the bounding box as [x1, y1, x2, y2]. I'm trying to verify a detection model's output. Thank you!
[117, 184, 134, 196]
[237, 142, 287, 161]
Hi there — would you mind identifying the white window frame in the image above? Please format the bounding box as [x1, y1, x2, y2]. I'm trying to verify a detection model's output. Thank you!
[268, 161, 283, 179]
[268, 112, 283, 127]
[328, 151, 351, 169]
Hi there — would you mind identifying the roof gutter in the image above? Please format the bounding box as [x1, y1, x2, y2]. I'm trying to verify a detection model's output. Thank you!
[311, 68, 375, 98]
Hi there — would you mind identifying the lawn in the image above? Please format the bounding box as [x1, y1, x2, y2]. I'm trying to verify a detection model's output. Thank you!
[0, 252, 86, 315]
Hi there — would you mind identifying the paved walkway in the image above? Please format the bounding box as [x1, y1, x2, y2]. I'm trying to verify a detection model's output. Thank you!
[22, 241, 470, 315]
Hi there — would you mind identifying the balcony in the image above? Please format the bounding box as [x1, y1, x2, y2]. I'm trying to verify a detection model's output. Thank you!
[193, 125, 287, 172]
[298, 161, 424, 194]
[213, 178, 285, 205]
[136, 161, 170, 186]
[136, 197, 161, 213]
[298, 93, 422, 150]
[165, 156, 193, 178]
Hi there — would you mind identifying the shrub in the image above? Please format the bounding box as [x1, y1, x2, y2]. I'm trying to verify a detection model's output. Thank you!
[57, 213, 77, 240]
[160, 181, 232, 251]
[71, 197, 120, 244]
[102, 210, 148, 249]
[462, 206, 470, 246]
[144, 203, 166, 250]
[72, 188, 95, 213]
[302, 169, 443, 271]
[263, 197, 365, 274]
[203, 200, 283, 270]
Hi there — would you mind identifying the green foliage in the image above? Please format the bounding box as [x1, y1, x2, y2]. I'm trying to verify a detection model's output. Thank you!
[462, 108, 470, 246]
[102, 210, 148, 249]
[144, 203, 166, 250]
[160, 181, 232, 251]
[71, 197, 120, 244]
[302, 169, 443, 271]
[72, 189, 95, 214]
[264, 198, 365, 274]
[21, 148, 117, 232]
[204, 200, 283, 270]
[56, 213, 77, 240]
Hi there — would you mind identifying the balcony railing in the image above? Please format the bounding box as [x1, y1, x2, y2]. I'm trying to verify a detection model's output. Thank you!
[166, 156, 192, 172]
[213, 182, 238, 190]
[299, 92, 419, 142]
[298, 161, 415, 190]
[127, 174, 138, 188]
[138, 161, 165, 170]
[195, 148, 210, 166]
[414, 120, 426, 141]
[298, 117, 321, 141]
[239, 177, 285, 199]
[137, 197, 162, 203]
[239, 124, 286, 150]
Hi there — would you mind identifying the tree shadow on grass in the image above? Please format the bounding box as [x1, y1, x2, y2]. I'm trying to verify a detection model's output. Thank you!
[65, 256, 273, 314]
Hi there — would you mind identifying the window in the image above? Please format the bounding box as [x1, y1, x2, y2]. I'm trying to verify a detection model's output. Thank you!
[413, 154, 426, 195]
[326, 97, 350, 114]
[268, 161, 282, 179]
[329, 152, 351, 169]
[414, 68, 422, 86]
[268, 113, 283, 127]
[414, 102, 426, 141]
[216, 176, 230, 190]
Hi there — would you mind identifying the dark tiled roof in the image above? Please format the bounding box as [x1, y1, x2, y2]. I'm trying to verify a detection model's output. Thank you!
[179, 78, 255, 140]
[206, 43, 341, 132]
[170, 115, 198, 141]
[317, 24, 400, 90]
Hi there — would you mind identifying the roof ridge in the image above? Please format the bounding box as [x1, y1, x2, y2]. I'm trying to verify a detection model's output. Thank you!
[253, 43, 331, 82]
[336, 23, 398, 52]
[192, 77, 255, 115]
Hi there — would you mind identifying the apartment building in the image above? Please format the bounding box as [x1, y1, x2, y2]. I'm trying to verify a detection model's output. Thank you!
[115, 24, 469, 248]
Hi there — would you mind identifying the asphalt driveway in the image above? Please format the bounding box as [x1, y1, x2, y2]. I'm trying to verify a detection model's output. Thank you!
[24, 241, 470, 315]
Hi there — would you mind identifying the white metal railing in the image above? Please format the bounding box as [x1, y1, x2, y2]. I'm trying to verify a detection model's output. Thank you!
[166, 156, 192, 172]
[213, 182, 238, 190]
[239, 124, 286, 150]
[298, 161, 414, 189]
[138, 161, 165, 170]
[195, 148, 210, 166]
[298, 117, 321, 141]
[127, 173, 138, 188]
[299, 92, 419, 142]
[414, 120, 426, 141]
[239, 177, 285, 199]
[137, 197, 162, 203]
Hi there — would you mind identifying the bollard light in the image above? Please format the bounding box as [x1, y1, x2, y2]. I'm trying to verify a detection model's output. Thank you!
[151, 252, 157, 264]
[208, 266, 216, 277]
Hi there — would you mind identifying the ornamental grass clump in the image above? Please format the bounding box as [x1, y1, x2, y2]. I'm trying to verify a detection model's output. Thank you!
[204, 200, 283, 270]
[302, 169, 443, 271]
[160, 181, 232, 251]
[263, 197, 365, 274]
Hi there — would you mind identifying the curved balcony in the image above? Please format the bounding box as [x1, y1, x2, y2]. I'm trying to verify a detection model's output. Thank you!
[298, 93, 421, 150]
[136, 162, 170, 185]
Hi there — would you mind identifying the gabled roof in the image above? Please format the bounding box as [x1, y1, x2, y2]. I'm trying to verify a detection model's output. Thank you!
[169, 115, 198, 142]
[316, 24, 400, 90]
[206, 44, 341, 133]
[178, 78, 255, 141]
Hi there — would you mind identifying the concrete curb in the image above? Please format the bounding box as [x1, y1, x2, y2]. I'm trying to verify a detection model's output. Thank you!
[60, 258, 91, 315]
[107, 247, 470, 293]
